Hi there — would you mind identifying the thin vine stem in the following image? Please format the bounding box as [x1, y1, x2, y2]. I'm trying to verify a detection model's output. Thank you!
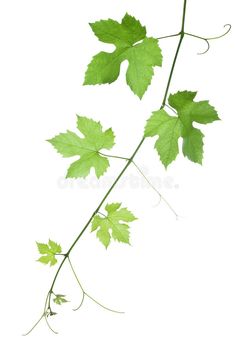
[26, 0, 188, 334]
[46, 0, 187, 309]
[44, 137, 145, 319]
[23, 290, 58, 335]
[161, 0, 187, 108]
[43, 290, 58, 334]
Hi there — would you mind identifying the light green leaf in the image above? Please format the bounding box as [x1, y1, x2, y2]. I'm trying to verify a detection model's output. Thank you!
[187, 101, 219, 124]
[66, 153, 109, 178]
[145, 109, 182, 167]
[36, 239, 62, 267]
[144, 109, 174, 137]
[91, 203, 137, 248]
[182, 128, 204, 164]
[126, 38, 162, 98]
[84, 13, 162, 98]
[144, 91, 219, 166]
[121, 13, 147, 43]
[53, 294, 69, 305]
[89, 13, 146, 46]
[48, 116, 115, 179]
[154, 117, 182, 168]
[48, 239, 62, 254]
[83, 50, 123, 85]
[169, 91, 219, 133]
[46, 131, 85, 158]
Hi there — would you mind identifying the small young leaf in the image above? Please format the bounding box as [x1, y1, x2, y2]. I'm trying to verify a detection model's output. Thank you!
[53, 294, 69, 305]
[48, 116, 115, 179]
[84, 13, 162, 99]
[36, 239, 62, 267]
[144, 91, 219, 167]
[91, 203, 137, 248]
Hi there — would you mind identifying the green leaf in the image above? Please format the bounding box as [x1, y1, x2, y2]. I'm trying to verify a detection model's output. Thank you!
[144, 110, 182, 167]
[89, 13, 146, 46]
[154, 113, 182, 168]
[91, 203, 137, 248]
[182, 128, 204, 164]
[169, 91, 219, 133]
[126, 38, 163, 98]
[144, 91, 219, 167]
[168, 90, 197, 111]
[36, 239, 62, 267]
[48, 116, 115, 179]
[46, 131, 85, 158]
[53, 294, 69, 305]
[84, 13, 162, 98]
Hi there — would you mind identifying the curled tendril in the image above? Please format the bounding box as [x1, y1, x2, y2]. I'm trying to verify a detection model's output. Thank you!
[198, 40, 210, 55]
[186, 24, 232, 55]
[22, 311, 58, 336]
[67, 257, 124, 314]
[73, 292, 85, 311]
[44, 311, 58, 334]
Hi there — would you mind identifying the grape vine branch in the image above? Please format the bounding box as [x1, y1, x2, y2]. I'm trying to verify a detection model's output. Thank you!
[24, 0, 231, 335]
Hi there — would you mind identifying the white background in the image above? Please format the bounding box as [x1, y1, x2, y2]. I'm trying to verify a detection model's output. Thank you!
[0, 0, 235, 352]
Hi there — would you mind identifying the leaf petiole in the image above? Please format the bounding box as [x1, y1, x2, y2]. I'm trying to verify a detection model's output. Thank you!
[157, 33, 180, 40]
[99, 152, 130, 161]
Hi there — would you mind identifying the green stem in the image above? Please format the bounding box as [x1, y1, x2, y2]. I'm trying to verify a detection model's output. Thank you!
[67, 137, 145, 255]
[45, 0, 188, 321]
[161, 0, 187, 108]
[23, 291, 57, 335]
[44, 291, 58, 334]
[157, 33, 180, 40]
[181, 0, 188, 33]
